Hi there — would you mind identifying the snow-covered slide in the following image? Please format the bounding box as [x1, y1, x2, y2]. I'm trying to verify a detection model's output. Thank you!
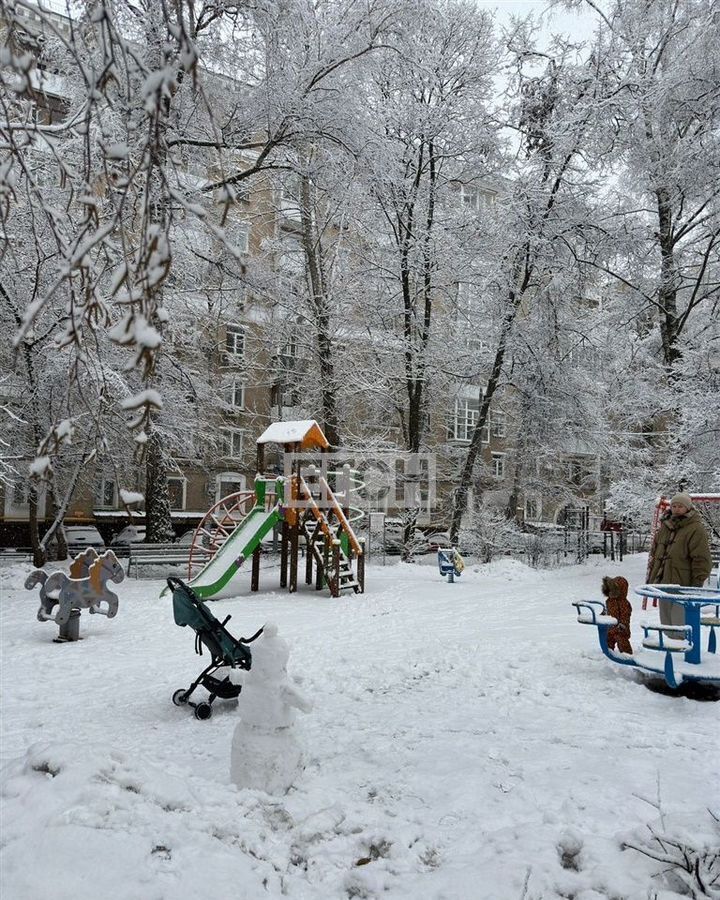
[181, 504, 282, 601]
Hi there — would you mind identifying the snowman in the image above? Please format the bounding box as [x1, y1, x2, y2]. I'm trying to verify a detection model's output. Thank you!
[230, 622, 312, 794]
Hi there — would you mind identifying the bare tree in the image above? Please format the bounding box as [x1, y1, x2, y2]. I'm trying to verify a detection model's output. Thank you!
[559, 0, 720, 507]
[449, 40, 605, 542]
[358, 0, 497, 552]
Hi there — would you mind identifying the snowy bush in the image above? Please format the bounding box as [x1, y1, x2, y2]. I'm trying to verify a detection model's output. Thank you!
[460, 500, 573, 568]
[622, 810, 720, 899]
[460, 501, 523, 564]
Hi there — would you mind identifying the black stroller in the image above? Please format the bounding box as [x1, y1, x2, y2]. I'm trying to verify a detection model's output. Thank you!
[168, 577, 263, 720]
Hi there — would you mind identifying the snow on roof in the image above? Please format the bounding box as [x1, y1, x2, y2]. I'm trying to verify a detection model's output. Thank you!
[256, 420, 330, 449]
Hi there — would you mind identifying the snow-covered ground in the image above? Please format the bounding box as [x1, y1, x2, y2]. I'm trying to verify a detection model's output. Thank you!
[1, 554, 718, 900]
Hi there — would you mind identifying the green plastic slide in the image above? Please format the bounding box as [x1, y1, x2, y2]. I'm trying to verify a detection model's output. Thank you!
[186, 504, 282, 600]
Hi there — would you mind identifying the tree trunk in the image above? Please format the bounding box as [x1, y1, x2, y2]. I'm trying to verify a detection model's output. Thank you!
[43, 485, 65, 561]
[655, 185, 682, 368]
[300, 174, 341, 448]
[506, 465, 523, 524]
[28, 484, 45, 568]
[505, 386, 534, 524]
[139, 9, 175, 538]
[399, 140, 436, 559]
[145, 427, 175, 543]
[449, 251, 532, 543]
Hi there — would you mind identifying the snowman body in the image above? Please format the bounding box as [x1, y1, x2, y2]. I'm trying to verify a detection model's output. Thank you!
[230, 623, 311, 794]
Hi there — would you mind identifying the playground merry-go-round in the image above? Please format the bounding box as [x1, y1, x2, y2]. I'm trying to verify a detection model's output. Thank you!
[574, 584, 720, 689]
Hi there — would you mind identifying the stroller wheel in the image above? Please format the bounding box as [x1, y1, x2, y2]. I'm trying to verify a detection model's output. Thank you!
[194, 702, 212, 721]
[172, 689, 188, 706]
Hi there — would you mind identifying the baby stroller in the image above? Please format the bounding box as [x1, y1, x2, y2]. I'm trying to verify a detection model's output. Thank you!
[168, 577, 263, 720]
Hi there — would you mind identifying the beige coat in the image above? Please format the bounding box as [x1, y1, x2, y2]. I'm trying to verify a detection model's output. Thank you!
[649, 509, 712, 587]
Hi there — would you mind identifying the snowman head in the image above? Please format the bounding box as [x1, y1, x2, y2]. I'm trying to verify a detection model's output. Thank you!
[250, 621, 289, 678]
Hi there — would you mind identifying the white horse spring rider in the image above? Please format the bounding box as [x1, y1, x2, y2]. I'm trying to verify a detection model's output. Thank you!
[25, 550, 125, 625]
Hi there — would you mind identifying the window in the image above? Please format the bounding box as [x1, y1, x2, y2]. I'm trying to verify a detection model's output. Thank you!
[467, 335, 489, 355]
[567, 460, 583, 485]
[567, 339, 600, 369]
[97, 477, 117, 509]
[276, 334, 300, 373]
[525, 497, 541, 521]
[491, 409, 506, 439]
[448, 398, 478, 441]
[279, 179, 301, 222]
[228, 379, 245, 409]
[220, 428, 244, 459]
[460, 185, 479, 211]
[216, 472, 246, 502]
[491, 453, 505, 479]
[169, 429, 196, 459]
[283, 334, 298, 360]
[230, 222, 250, 255]
[12, 480, 29, 507]
[459, 184, 497, 211]
[448, 398, 489, 443]
[167, 477, 186, 511]
[272, 383, 300, 409]
[566, 459, 596, 489]
[5, 476, 45, 517]
[225, 324, 245, 359]
[277, 237, 304, 275]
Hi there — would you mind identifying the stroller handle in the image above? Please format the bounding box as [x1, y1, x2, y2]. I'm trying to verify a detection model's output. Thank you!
[167, 576, 210, 607]
[168, 575, 265, 647]
[167, 575, 193, 594]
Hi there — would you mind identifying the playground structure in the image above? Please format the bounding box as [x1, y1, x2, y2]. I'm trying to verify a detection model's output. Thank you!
[25, 548, 124, 642]
[573, 585, 720, 689]
[176, 421, 365, 601]
[438, 547, 464, 583]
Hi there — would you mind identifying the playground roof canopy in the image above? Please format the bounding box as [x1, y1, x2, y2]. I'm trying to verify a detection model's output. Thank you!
[256, 420, 330, 450]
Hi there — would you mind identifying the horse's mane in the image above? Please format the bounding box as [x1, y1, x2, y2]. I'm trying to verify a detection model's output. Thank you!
[69, 547, 97, 579]
[88, 553, 109, 593]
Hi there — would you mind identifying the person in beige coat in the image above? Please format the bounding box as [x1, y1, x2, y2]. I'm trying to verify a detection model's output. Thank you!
[648, 493, 712, 638]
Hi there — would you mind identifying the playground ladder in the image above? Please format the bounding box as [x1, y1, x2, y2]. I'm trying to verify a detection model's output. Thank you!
[298, 478, 363, 597]
[301, 508, 360, 596]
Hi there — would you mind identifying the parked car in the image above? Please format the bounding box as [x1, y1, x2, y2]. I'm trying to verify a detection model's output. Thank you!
[380, 521, 450, 555]
[423, 531, 452, 553]
[381, 518, 405, 554]
[65, 526, 105, 550]
[110, 525, 146, 546]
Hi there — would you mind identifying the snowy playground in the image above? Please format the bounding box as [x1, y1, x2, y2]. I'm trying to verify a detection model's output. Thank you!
[1, 553, 718, 900]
